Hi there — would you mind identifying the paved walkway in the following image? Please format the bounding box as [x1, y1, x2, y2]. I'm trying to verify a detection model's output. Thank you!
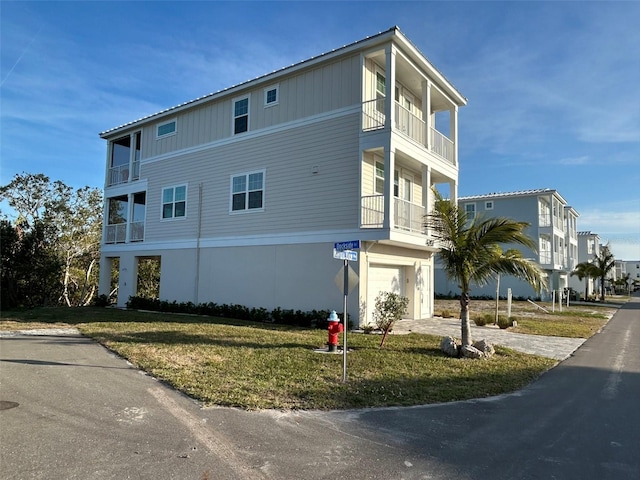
[392, 317, 587, 360]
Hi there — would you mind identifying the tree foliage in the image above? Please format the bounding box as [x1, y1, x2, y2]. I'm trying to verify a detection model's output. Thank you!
[424, 189, 547, 346]
[0, 173, 103, 308]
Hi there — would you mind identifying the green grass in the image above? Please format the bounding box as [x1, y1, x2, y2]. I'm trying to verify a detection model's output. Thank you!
[1, 307, 556, 410]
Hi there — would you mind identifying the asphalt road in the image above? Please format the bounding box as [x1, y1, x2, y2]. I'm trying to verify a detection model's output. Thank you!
[1, 296, 638, 480]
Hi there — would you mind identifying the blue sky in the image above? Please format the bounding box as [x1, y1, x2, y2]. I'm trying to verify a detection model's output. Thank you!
[2, 1, 639, 259]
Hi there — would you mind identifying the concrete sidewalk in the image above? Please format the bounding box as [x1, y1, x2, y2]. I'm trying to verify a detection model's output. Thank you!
[392, 317, 587, 360]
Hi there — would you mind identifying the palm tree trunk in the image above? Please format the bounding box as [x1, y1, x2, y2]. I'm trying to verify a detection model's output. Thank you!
[459, 292, 472, 346]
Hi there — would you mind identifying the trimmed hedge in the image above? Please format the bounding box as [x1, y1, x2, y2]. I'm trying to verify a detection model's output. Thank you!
[125, 296, 348, 330]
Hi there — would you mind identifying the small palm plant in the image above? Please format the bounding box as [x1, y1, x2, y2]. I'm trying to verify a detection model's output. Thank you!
[425, 189, 547, 347]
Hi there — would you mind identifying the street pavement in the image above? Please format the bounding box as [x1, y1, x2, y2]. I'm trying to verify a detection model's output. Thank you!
[1, 296, 638, 479]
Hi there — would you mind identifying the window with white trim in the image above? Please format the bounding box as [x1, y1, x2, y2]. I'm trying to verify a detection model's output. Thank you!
[162, 185, 186, 219]
[233, 95, 249, 134]
[464, 203, 476, 220]
[375, 70, 386, 114]
[264, 85, 279, 106]
[485, 201, 493, 210]
[374, 161, 384, 194]
[231, 171, 264, 212]
[157, 119, 177, 138]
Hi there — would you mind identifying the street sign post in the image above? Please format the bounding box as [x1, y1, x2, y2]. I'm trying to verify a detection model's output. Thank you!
[332, 240, 360, 382]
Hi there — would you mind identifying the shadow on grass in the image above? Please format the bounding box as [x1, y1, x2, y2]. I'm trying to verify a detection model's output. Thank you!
[87, 329, 318, 350]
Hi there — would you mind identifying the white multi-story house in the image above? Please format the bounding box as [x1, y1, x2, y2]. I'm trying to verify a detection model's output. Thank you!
[434, 189, 579, 300]
[568, 231, 601, 297]
[97, 27, 467, 326]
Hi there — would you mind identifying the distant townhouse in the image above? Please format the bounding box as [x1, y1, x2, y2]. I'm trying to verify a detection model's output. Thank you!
[568, 231, 602, 298]
[98, 27, 467, 326]
[434, 189, 579, 300]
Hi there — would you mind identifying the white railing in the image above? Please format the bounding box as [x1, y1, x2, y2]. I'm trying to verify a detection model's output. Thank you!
[361, 194, 384, 227]
[394, 198, 425, 233]
[361, 100, 454, 164]
[361, 195, 425, 234]
[362, 99, 385, 131]
[394, 103, 425, 145]
[538, 213, 551, 227]
[109, 165, 130, 186]
[539, 251, 552, 264]
[129, 221, 144, 242]
[131, 160, 140, 181]
[105, 224, 126, 244]
[430, 128, 454, 164]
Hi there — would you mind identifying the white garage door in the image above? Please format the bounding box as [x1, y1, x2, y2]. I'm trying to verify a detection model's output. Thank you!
[367, 265, 405, 323]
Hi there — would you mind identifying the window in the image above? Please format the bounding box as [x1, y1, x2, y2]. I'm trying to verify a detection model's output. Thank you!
[464, 203, 476, 220]
[264, 85, 278, 106]
[162, 185, 186, 219]
[231, 171, 264, 212]
[485, 201, 493, 210]
[233, 96, 249, 134]
[157, 119, 177, 138]
[374, 161, 384, 194]
[393, 170, 399, 197]
[375, 70, 385, 114]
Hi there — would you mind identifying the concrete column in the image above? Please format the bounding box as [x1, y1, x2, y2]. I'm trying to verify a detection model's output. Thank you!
[423, 80, 432, 150]
[385, 45, 396, 132]
[383, 147, 396, 230]
[117, 253, 138, 308]
[450, 105, 459, 166]
[98, 256, 112, 297]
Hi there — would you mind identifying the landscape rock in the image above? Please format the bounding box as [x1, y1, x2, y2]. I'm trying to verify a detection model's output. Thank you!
[461, 344, 485, 359]
[473, 339, 495, 358]
[440, 336, 460, 357]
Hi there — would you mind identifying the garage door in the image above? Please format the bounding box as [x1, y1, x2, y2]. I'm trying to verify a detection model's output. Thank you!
[367, 265, 405, 323]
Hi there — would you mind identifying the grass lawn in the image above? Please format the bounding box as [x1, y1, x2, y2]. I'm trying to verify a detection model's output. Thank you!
[1, 299, 619, 410]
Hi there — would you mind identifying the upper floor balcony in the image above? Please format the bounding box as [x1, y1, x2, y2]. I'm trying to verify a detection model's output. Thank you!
[362, 99, 454, 165]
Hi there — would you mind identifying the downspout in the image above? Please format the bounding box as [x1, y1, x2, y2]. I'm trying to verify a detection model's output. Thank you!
[194, 183, 203, 304]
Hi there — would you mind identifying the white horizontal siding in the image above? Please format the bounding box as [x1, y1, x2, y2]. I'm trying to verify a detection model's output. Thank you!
[134, 54, 361, 160]
[143, 112, 361, 243]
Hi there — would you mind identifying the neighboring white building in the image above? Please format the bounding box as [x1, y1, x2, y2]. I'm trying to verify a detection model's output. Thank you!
[434, 189, 579, 300]
[98, 26, 467, 326]
[567, 231, 602, 298]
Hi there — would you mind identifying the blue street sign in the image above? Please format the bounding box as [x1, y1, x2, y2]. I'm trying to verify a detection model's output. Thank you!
[333, 249, 358, 262]
[334, 240, 360, 251]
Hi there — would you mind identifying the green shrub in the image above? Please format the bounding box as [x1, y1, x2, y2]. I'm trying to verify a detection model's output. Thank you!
[497, 316, 513, 329]
[472, 313, 492, 326]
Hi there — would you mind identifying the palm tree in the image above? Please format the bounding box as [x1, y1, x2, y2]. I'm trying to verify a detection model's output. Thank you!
[592, 245, 616, 302]
[571, 261, 599, 300]
[425, 190, 547, 347]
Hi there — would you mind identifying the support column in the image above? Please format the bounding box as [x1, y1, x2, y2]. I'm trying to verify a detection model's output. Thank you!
[450, 105, 459, 166]
[423, 80, 432, 150]
[383, 147, 396, 231]
[385, 45, 396, 132]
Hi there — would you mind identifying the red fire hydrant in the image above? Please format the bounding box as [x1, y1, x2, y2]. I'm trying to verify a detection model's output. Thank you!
[327, 310, 343, 352]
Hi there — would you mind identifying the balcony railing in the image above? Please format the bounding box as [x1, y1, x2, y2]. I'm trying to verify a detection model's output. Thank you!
[109, 165, 129, 186]
[430, 128, 454, 164]
[361, 195, 426, 234]
[108, 161, 140, 186]
[130, 221, 145, 242]
[362, 99, 454, 165]
[362, 99, 385, 131]
[105, 224, 126, 244]
[395, 103, 425, 145]
[538, 213, 551, 227]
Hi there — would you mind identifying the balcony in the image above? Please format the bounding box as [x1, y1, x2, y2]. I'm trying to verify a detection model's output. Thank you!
[105, 224, 126, 244]
[105, 221, 144, 244]
[108, 161, 140, 187]
[362, 99, 454, 165]
[361, 194, 426, 234]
